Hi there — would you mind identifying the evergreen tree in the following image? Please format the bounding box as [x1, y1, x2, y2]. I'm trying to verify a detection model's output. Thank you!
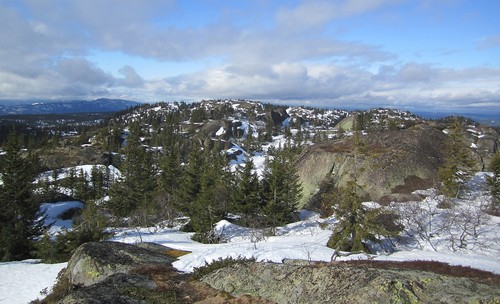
[487, 152, 500, 214]
[90, 166, 106, 200]
[325, 181, 402, 253]
[74, 169, 90, 202]
[174, 145, 204, 215]
[0, 131, 42, 261]
[190, 148, 229, 237]
[233, 158, 261, 225]
[156, 115, 182, 197]
[108, 122, 156, 217]
[261, 148, 302, 230]
[62, 167, 78, 197]
[438, 119, 472, 197]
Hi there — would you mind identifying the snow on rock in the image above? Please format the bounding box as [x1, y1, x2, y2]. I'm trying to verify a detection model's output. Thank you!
[226, 144, 246, 166]
[40, 201, 84, 235]
[37, 164, 121, 184]
[215, 126, 225, 137]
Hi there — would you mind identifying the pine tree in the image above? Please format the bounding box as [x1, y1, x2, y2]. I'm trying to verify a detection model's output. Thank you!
[0, 131, 42, 261]
[74, 169, 90, 202]
[62, 167, 78, 197]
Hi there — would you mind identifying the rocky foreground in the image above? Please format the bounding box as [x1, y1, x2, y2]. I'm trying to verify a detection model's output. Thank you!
[36, 241, 499, 304]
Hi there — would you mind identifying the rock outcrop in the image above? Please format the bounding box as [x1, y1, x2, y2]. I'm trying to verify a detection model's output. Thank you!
[296, 124, 489, 207]
[50, 242, 273, 303]
[202, 261, 500, 304]
[64, 241, 177, 287]
[46, 242, 500, 303]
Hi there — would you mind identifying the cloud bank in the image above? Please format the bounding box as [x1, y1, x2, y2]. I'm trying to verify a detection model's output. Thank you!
[0, 0, 499, 113]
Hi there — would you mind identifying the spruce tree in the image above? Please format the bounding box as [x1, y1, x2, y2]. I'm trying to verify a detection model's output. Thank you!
[326, 182, 367, 252]
[487, 152, 500, 214]
[74, 169, 90, 202]
[108, 122, 156, 217]
[233, 158, 261, 225]
[190, 150, 227, 235]
[325, 181, 402, 253]
[261, 148, 302, 230]
[438, 119, 472, 197]
[0, 131, 42, 261]
[174, 145, 204, 215]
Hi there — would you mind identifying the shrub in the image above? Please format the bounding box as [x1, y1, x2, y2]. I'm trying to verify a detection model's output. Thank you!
[193, 256, 256, 279]
[36, 226, 112, 263]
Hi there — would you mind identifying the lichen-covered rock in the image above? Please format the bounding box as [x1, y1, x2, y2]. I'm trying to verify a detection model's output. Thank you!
[202, 262, 500, 304]
[59, 273, 159, 304]
[64, 241, 176, 287]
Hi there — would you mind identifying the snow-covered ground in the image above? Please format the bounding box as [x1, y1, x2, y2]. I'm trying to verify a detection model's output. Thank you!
[2, 168, 499, 303]
[0, 259, 66, 304]
[1, 203, 499, 303]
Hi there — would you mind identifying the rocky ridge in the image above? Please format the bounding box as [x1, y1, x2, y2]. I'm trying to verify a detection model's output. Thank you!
[202, 261, 500, 304]
[44, 241, 273, 303]
[43, 241, 500, 304]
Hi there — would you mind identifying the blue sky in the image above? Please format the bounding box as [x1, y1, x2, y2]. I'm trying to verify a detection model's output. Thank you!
[0, 0, 499, 113]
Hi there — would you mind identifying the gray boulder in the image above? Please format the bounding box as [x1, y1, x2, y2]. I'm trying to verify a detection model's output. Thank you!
[64, 241, 176, 287]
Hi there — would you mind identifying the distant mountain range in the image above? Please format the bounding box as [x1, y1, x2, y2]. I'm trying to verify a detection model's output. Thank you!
[0, 98, 141, 115]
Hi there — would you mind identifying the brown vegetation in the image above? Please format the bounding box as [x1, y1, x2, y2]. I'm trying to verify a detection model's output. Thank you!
[338, 260, 500, 286]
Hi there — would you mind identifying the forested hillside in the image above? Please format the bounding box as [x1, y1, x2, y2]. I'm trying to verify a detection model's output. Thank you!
[0, 99, 498, 263]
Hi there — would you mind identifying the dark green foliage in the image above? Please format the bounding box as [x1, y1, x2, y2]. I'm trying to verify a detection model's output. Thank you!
[190, 107, 207, 123]
[61, 167, 78, 197]
[438, 119, 473, 197]
[181, 145, 231, 241]
[325, 182, 367, 252]
[325, 182, 402, 253]
[107, 122, 156, 217]
[232, 158, 261, 226]
[193, 256, 256, 279]
[36, 200, 111, 263]
[174, 146, 204, 215]
[487, 152, 500, 214]
[36, 225, 111, 263]
[0, 131, 42, 261]
[261, 148, 302, 229]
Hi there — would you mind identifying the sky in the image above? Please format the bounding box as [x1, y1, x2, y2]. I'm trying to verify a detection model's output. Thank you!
[0, 0, 499, 114]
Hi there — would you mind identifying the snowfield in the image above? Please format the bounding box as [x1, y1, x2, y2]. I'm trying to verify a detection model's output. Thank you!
[1, 173, 499, 303]
[0, 260, 66, 304]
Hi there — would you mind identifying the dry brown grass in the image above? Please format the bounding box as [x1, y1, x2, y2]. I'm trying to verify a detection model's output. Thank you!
[164, 249, 192, 258]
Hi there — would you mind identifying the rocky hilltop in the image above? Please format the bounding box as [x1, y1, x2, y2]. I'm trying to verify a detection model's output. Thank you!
[297, 120, 499, 206]
[41, 241, 499, 304]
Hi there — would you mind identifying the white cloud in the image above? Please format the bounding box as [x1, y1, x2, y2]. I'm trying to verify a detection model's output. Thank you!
[0, 1, 498, 114]
[276, 0, 400, 30]
[118, 66, 144, 88]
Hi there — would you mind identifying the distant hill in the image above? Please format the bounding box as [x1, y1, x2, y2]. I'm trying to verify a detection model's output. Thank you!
[0, 98, 141, 115]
